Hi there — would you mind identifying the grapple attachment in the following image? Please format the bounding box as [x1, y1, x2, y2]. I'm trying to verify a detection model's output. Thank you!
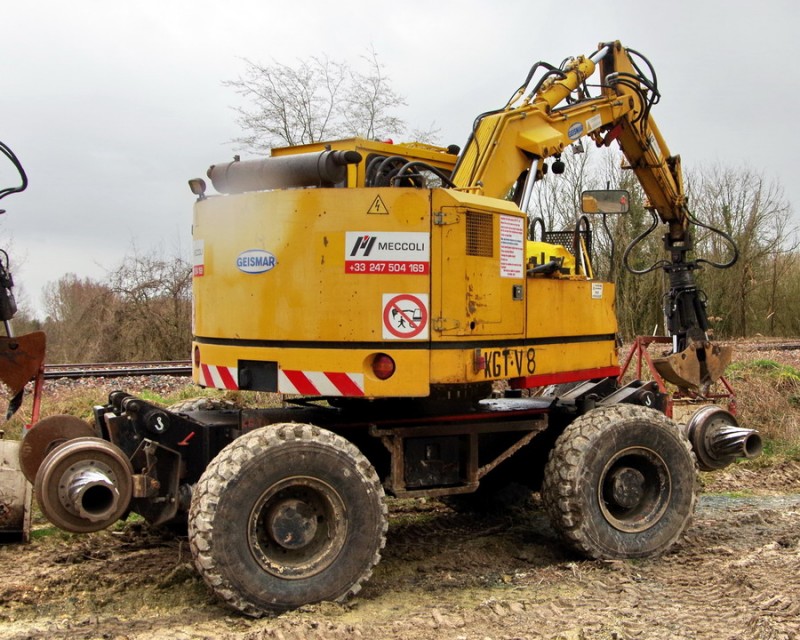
[653, 341, 732, 392]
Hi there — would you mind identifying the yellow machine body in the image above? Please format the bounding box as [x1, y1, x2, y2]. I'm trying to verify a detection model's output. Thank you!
[28, 43, 756, 612]
[192, 141, 618, 398]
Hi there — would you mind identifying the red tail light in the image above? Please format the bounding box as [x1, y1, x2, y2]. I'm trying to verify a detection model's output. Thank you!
[372, 353, 395, 380]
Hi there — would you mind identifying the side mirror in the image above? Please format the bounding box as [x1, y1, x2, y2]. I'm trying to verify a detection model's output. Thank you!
[581, 189, 630, 214]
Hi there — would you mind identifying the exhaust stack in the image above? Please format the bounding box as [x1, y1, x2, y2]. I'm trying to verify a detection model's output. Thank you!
[683, 406, 762, 471]
[207, 149, 362, 194]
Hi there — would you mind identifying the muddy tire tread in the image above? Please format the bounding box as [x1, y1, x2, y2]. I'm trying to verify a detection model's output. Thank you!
[541, 404, 697, 559]
[188, 423, 387, 616]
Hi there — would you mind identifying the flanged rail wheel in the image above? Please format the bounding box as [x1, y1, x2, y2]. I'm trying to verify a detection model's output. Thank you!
[189, 423, 387, 616]
[34, 437, 133, 533]
[20, 414, 96, 484]
[541, 404, 697, 559]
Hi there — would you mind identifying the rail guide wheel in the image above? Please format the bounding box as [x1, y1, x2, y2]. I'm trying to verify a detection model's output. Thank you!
[19, 414, 96, 483]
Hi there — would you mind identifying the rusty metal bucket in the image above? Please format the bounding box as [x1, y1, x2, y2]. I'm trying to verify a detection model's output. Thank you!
[653, 341, 732, 391]
[0, 331, 46, 422]
[0, 433, 32, 543]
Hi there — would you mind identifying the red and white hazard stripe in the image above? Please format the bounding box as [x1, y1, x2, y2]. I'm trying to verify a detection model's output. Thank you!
[198, 364, 238, 390]
[279, 370, 365, 397]
[198, 363, 365, 396]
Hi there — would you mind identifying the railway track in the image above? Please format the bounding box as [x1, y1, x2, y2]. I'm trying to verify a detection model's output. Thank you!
[44, 360, 192, 379]
[735, 340, 800, 352]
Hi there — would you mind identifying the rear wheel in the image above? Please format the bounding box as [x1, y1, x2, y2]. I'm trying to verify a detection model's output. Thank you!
[541, 405, 697, 559]
[189, 423, 387, 616]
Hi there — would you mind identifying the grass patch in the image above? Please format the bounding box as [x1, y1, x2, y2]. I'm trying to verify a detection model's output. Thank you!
[30, 525, 75, 541]
[136, 389, 173, 405]
[1, 381, 286, 441]
[721, 359, 800, 455]
[750, 438, 800, 462]
[726, 358, 800, 382]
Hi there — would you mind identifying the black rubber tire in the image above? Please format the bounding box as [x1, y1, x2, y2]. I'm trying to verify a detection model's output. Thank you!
[541, 404, 697, 560]
[188, 423, 387, 616]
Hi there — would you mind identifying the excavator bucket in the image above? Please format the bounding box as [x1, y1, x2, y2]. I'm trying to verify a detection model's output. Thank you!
[0, 331, 46, 419]
[653, 341, 732, 391]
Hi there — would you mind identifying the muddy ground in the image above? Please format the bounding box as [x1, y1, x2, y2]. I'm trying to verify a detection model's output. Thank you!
[1, 461, 799, 640]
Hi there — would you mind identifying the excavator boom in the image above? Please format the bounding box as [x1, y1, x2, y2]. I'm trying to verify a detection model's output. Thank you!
[453, 42, 686, 231]
[453, 41, 734, 391]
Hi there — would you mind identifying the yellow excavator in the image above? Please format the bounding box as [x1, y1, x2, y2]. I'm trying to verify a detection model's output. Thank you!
[23, 41, 760, 614]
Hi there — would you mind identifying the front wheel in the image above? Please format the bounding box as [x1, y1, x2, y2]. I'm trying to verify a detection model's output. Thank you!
[189, 423, 387, 616]
[541, 405, 697, 559]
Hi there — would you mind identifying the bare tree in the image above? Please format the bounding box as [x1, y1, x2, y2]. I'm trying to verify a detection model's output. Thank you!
[528, 144, 597, 232]
[769, 252, 800, 335]
[342, 47, 406, 140]
[107, 249, 192, 360]
[226, 50, 406, 153]
[689, 164, 795, 337]
[40, 249, 192, 363]
[42, 274, 117, 363]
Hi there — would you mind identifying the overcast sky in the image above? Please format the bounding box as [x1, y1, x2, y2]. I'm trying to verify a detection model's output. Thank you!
[1, 0, 796, 318]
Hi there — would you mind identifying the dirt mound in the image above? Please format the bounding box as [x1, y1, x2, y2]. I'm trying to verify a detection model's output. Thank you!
[703, 459, 800, 494]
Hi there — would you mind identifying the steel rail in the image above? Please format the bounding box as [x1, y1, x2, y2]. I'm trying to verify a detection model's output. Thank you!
[44, 360, 192, 379]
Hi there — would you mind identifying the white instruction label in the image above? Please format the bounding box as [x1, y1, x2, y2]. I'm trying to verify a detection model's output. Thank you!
[499, 215, 524, 279]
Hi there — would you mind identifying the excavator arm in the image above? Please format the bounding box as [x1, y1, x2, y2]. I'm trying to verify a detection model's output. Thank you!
[452, 41, 734, 392]
[594, 43, 688, 241]
[452, 42, 686, 230]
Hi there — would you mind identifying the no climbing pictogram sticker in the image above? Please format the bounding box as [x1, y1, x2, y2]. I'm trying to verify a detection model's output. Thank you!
[382, 293, 429, 340]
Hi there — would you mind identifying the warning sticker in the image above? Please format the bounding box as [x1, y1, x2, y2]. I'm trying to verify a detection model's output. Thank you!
[586, 114, 603, 133]
[382, 293, 429, 340]
[345, 232, 430, 275]
[499, 215, 524, 279]
[368, 195, 389, 214]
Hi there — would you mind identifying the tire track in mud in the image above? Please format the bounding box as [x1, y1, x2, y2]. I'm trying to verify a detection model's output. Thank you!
[1, 494, 799, 640]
